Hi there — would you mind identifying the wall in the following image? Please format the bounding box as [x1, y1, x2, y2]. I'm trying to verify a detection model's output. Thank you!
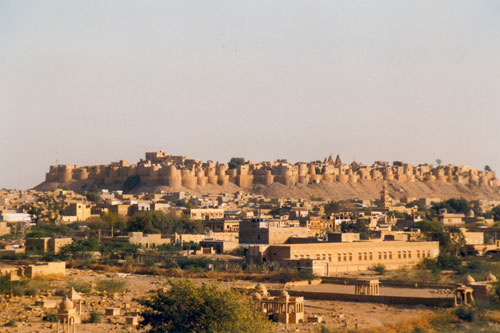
[281, 289, 454, 307]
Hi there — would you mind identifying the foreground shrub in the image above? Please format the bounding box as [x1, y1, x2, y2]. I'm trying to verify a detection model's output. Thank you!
[138, 279, 275, 333]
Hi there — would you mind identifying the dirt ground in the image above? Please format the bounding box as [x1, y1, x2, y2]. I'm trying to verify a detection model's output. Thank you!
[0, 268, 442, 333]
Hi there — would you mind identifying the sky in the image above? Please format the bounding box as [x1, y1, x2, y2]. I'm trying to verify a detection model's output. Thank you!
[1, 1, 499, 189]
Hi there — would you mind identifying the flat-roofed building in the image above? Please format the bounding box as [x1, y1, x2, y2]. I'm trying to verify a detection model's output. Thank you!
[247, 240, 439, 274]
[0, 222, 10, 236]
[190, 208, 224, 220]
[203, 220, 240, 233]
[63, 202, 91, 221]
[112, 232, 171, 249]
[239, 219, 308, 245]
[26, 237, 72, 254]
[437, 213, 465, 226]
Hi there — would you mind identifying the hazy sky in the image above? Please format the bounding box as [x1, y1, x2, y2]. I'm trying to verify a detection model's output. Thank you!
[1, 1, 499, 189]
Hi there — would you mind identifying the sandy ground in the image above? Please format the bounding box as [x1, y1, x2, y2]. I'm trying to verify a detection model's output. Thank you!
[0, 269, 441, 332]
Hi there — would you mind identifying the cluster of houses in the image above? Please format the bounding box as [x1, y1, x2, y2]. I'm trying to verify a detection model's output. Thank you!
[1, 185, 500, 279]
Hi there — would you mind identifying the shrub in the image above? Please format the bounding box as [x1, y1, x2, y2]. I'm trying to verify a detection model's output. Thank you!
[455, 306, 479, 322]
[90, 312, 102, 323]
[24, 285, 39, 297]
[96, 279, 127, 294]
[12, 285, 25, 296]
[138, 279, 275, 333]
[373, 264, 386, 275]
[66, 279, 92, 294]
[43, 311, 57, 322]
[229, 246, 247, 257]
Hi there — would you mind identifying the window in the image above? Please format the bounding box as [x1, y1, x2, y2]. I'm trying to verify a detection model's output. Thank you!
[398, 251, 401, 259]
[349, 253, 353, 261]
[389, 252, 393, 260]
[359, 253, 362, 261]
[379, 252, 382, 260]
[338, 254, 341, 262]
[343, 253, 347, 262]
[364, 252, 367, 260]
[369, 252, 373, 260]
[417, 250, 420, 258]
[408, 251, 412, 259]
[383, 252, 387, 260]
[403, 251, 407, 259]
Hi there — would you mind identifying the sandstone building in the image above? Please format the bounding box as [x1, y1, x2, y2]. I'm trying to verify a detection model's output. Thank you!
[41, 151, 499, 190]
[247, 240, 439, 275]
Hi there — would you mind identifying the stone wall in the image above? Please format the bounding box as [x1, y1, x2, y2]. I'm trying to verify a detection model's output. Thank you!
[44, 152, 499, 189]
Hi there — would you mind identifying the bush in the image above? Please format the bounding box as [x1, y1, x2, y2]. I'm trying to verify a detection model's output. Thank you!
[12, 285, 25, 296]
[276, 268, 316, 283]
[229, 246, 247, 257]
[24, 285, 39, 297]
[138, 279, 275, 333]
[96, 279, 127, 294]
[172, 257, 215, 271]
[89, 312, 102, 323]
[66, 279, 92, 294]
[455, 306, 480, 322]
[373, 264, 387, 275]
[43, 311, 57, 322]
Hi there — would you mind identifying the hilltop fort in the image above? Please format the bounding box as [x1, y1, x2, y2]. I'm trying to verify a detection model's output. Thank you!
[35, 151, 500, 200]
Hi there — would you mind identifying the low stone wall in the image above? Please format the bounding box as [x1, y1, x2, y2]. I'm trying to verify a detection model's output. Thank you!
[284, 279, 323, 288]
[322, 277, 457, 290]
[277, 289, 454, 307]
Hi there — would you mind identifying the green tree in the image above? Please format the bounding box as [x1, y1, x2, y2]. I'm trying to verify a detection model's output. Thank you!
[27, 195, 66, 225]
[340, 220, 369, 239]
[123, 175, 141, 193]
[85, 184, 101, 202]
[414, 221, 466, 255]
[101, 212, 126, 237]
[487, 206, 500, 221]
[138, 279, 275, 333]
[228, 157, 245, 170]
[431, 198, 481, 216]
[127, 211, 202, 234]
[485, 165, 492, 172]
[324, 200, 354, 215]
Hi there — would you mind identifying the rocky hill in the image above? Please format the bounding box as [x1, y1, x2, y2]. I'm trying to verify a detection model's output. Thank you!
[35, 151, 500, 200]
